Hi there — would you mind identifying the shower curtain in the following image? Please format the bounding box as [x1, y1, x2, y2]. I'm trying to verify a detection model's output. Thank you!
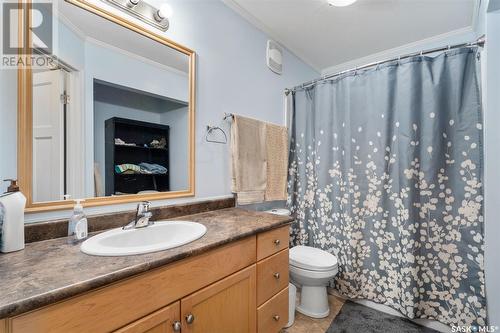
[287, 47, 486, 327]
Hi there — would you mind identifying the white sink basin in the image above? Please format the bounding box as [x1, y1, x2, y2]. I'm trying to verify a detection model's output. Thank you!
[80, 221, 207, 256]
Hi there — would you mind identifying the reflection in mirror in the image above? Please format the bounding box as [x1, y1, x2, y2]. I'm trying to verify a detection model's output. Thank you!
[31, 0, 190, 203]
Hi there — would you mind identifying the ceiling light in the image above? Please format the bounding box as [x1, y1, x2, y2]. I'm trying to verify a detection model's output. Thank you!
[328, 0, 357, 7]
[154, 3, 173, 21]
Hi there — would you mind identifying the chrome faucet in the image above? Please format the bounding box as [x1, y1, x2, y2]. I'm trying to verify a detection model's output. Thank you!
[123, 201, 153, 230]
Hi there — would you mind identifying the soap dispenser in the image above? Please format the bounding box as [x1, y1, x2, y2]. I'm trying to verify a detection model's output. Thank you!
[0, 179, 26, 253]
[68, 199, 88, 243]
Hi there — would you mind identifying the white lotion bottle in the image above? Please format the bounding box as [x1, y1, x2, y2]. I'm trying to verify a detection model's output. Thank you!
[0, 180, 26, 253]
[68, 199, 88, 243]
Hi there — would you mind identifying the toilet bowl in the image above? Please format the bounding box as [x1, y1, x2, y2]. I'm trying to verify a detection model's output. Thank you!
[289, 245, 338, 318]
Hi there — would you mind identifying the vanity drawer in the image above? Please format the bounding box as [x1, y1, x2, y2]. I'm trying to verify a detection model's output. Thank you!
[10, 236, 256, 333]
[257, 225, 289, 261]
[257, 286, 288, 333]
[257, 249, 289, 305]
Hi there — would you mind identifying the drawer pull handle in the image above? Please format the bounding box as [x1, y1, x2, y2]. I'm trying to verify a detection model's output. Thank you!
[273, 315, 280, 321]
[186, 313, 195, 324]
[274, 239, 281, 246]
[274, 272, 280, 279]
[172, 321, 182, 331]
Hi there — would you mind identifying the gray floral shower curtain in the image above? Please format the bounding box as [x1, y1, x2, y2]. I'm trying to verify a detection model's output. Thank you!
[287, 47, 486, 327]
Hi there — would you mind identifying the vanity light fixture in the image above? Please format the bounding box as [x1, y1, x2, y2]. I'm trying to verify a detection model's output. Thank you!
[103, 0, 171, 31]
[154, 3, 173, 22]
[328, 0, 357, 7]
[126, 0, 139, 8]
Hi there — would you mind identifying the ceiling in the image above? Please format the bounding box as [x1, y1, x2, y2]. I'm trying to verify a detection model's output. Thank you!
[224, 0, 477, 72]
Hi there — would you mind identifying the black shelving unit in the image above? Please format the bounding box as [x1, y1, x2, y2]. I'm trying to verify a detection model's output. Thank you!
[104, 117, 169, 196]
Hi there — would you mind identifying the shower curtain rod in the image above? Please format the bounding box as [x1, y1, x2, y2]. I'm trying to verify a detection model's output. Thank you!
[285, 35, 486, 94]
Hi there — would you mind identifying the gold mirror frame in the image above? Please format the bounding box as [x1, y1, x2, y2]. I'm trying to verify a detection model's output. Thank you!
[18, 0, 196, 212]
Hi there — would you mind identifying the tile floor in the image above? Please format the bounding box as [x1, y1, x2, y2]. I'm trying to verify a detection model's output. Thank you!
[282, 294, 345, 333]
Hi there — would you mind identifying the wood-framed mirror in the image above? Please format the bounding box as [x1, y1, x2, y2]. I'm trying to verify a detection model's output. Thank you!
[17, 0, 195, 212]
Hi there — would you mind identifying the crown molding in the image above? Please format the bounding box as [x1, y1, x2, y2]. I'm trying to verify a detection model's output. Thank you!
[85, 37, 189, 77]
[222, 0, 478, 76]
[221, 0, 322, 73]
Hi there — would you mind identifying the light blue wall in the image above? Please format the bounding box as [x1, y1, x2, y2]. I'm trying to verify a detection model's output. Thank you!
[94, 96, 160, 196]
[83, 41, 189, 195]
[93, 83, 188, 195]
[485, 5, 500, 326]
[0, 0, 317, 220]
[158, 0, 318, 203]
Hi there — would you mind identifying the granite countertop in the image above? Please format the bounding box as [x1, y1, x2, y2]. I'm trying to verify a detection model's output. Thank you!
[0, 208, 292, 318]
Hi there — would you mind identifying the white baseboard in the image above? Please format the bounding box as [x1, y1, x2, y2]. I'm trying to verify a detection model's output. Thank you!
[328, 289, 452, 333]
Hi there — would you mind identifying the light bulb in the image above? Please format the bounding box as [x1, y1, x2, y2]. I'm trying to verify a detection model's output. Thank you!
[127, 0, 139, 7]
[328, 0, 357, 7]
[155, 3, 173, 20]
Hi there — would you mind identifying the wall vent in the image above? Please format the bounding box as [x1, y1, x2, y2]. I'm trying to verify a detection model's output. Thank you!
[266, 40, 283, 75]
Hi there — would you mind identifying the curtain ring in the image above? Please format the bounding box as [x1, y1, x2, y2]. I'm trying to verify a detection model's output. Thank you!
[445, 45, 451, 56]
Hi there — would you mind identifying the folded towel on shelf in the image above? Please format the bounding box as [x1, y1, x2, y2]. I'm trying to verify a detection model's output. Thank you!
[115, 138, 136, 146]
[265, 123, 288, 201]
[150, 138, 167, 149]
[231, 115, 267, 204]
[115, 164, 141, 174]
[139, 163, 168, 174]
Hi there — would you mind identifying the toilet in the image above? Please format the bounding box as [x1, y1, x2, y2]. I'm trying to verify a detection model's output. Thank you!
[289, 245, 338, 318]
[264, 208, 338, 320]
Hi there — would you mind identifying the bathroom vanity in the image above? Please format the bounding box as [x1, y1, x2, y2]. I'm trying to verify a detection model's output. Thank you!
[0, 208, 291, 333]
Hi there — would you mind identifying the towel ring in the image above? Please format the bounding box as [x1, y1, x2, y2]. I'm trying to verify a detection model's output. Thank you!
[205, 125, 228, 144]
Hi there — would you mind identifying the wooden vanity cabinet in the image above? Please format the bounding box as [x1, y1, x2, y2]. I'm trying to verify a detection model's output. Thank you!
[5, 226, 290, 333]
[255, 227, 290, 332]
[180, 265, 257, 333]
[114, 302, 180, 333]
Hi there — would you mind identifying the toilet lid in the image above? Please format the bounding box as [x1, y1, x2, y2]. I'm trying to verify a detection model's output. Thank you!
[289, 245, 338, 271]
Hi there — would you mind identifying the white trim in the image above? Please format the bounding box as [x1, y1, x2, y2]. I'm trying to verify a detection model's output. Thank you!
[321, 27, 476, 76]
[221, 0, 322, 73]
[65, 70, 86, 199]
[85, 37, 189, 77]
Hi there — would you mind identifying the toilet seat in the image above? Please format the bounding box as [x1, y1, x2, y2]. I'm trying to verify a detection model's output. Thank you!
[289, 264, 338, 279]
[289, 245, 338, 272]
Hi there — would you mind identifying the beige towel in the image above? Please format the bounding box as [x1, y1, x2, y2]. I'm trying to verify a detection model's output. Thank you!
[265, 124, 288, 201]
[231, 115, 267, 204]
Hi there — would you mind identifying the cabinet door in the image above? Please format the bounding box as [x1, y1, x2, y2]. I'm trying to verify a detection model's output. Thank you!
[114, 302, 180, 333]
[181, 265, 256, 333]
